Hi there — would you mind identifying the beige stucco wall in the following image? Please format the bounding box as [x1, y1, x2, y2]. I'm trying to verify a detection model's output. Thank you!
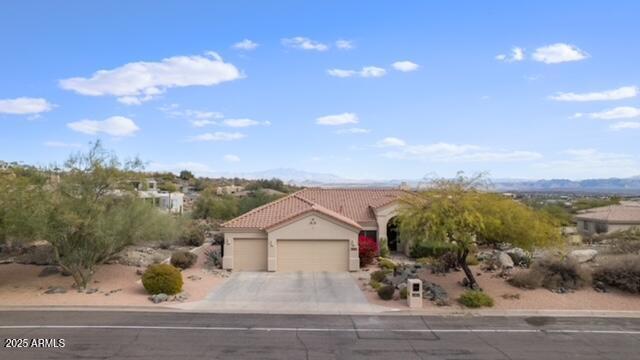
[267, 212, 360, 271]
[222, 230, 267, 270]
[373, 202, 410, 254]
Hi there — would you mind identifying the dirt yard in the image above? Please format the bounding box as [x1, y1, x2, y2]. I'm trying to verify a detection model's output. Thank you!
[0, 245, 227, 307]
[356, 264, 640, 312]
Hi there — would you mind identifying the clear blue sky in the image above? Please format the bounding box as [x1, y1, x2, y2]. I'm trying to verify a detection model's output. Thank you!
[1, 1, 639, 180]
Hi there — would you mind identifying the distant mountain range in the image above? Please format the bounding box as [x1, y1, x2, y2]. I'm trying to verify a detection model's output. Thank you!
[211, 168, 640, 194]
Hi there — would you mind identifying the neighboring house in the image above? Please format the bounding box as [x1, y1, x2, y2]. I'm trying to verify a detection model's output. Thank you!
[575, 201, 640, 236]
[134, 179, 184, 214]
[216, 185, 244, 195]
[220, 188, 409, 272]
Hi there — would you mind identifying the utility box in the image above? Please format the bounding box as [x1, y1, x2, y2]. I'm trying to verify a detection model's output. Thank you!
[407, 279, 423, 308]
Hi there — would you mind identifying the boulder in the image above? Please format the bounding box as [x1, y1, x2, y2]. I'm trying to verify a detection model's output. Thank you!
[38, 266, 60, 277]
[44, 286, 67, 294]
[149, 293, 169, 303]
[505, 248, 531, 267]
[498, 251, 514, 269]
[107, 246, 171, 267]
[422, 281, 449, 306]
[568, 249, 597, 263]
[15, 241, 56, 265]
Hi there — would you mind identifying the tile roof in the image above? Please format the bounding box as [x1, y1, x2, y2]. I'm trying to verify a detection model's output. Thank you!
[221, 188, 409, 230]
[575, 204, 640, 224]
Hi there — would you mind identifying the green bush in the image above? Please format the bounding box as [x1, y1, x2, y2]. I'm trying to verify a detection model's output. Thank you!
[170, 250, 197, 269]
[370, 269, 391, 283]
[399, 287, 408, 299]
[593, 255, 640, 293]
[180, 223, 206, 247]
[379, 238, 390, 258]
[378, 258, 396, 271]
[369, 279, 382, 290]
[377, 285, 395, 300]
[142, 264, 183, 295]
[458, 290, 494, 308]
[508, 257, 591, 290]
[410, 242, 457, 259]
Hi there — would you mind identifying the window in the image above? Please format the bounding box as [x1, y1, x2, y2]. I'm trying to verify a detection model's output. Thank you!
[359, 230, 377, 240]
[595, 222, 608, 234]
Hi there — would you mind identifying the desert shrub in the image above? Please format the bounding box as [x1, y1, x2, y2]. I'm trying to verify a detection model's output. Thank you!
[593, 255, 640, 293]
[204, 248, 222, 269]
[142, 264, 183, 295]
[379, 238, 390, 258]
[431, 252, 459, 274]
[508, 257, 591, 290]
[369, 279, 382, 290]
[359, 234, 378, 267]
[410, 241, 457, 259]
[399, 287, 408, 299]
[180, 223, 206, 247]
[370, 269, 391, 283]
[378, 258, 396, 271]
[416, 257, 432, 266]
[377, 285, 395, 300]
[170, 250, 197, 269]
[458, 290, 494, 308]
[466, 253, 479, 266]
[212, 232, 225, 246]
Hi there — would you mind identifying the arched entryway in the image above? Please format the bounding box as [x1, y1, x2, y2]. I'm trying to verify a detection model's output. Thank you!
[386, 216, 399, 252]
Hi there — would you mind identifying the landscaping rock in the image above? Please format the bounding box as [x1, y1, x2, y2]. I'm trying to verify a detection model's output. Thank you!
[0, 258, 14, 265]
[568, 249, 598, 263]
[149, 293, 169, 303]
[505, 248, 530, 267]
[476, 250, 498, 262]
[498, 252, 514, 269]
[422, 281, 449, 306]
[593, 281, 608, 293]
[187, 275, 202, 281]
[107, 246, 172, 267]
[44, 286, 67, 294]
[38, 266, 60, 277]
[170, 292, 190, 302]
[15, 241, 56, 265]
[84, 288, 99, 294]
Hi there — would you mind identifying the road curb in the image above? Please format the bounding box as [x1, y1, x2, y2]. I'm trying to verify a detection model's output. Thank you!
[1, 305, 640, 318]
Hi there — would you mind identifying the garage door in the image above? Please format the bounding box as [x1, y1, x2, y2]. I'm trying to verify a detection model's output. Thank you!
[233, 239, 267, 271]
[277, 240, 349, 272]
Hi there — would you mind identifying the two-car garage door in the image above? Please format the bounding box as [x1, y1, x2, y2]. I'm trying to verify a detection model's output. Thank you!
[233, 238, 349, 272]
[277, 240, 349, 272]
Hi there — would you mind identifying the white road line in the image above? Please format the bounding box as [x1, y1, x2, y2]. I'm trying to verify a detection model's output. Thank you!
[0, 325, 639, 335]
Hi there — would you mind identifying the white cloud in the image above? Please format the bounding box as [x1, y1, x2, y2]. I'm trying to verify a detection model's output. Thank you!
[223, 154, 241, 162]
[67, 116, 140, 137]
[574, 106, 640, 120]
[0, 97, 55, 115]
[233, 39, 259, 50]
[316, 112, 359, 126]
[392, 60, 420, 72]
[59, 52, 242, 104]
[327, 69, 357, 78]
[360, 66, 386, 78]
[550, 86, 638, 102]
[328, 66, 386, 78]
[282, 37, 328, 51]
[533, 149, 638, 178]
[43, 141, 82, 148]
[532, 43, 588, 64]
[377, 137, 407, 147]
[335, 39, 354, 49]
[610, 122, 640, 131]
[222, 118, 271, 128]
[191, 119, 218, 127]
[379, 140, 541, 162]
[336, 127, 371, 134]
[495, 47, 525, 62]
[189, 132, 246, 142]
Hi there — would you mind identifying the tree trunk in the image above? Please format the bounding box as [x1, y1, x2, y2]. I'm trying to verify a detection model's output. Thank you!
[458, 248, 479, 290]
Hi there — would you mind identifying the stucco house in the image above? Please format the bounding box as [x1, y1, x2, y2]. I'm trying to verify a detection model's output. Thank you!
[220, 188, 409, 272]
[575, 201, 640, 236]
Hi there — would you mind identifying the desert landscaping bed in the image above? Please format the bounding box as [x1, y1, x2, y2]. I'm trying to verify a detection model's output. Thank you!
[0, 244, 227, 307]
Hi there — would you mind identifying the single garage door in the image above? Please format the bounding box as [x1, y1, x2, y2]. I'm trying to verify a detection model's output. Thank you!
[233, 239, 268, 271]
[277, 240, 349, 272]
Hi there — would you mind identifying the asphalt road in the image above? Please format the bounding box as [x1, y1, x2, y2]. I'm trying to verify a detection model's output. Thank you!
[1, 311, 639, 359]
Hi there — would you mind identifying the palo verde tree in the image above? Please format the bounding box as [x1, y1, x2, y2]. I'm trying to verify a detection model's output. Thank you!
[397, 173, 561, 289]
[1, 141, 183, 289]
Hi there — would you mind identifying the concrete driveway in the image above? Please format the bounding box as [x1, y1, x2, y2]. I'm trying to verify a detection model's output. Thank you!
[186, 272, 386, 314]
